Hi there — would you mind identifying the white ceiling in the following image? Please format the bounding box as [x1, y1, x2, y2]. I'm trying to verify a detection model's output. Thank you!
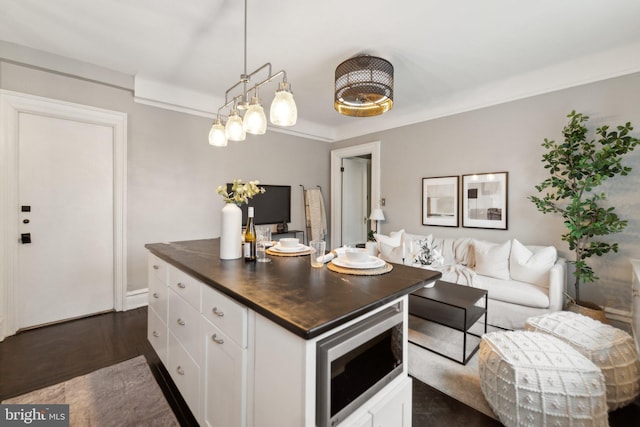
[2, 0, 640, 142]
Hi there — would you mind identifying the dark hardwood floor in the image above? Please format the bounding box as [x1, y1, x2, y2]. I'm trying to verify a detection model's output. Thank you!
[1, 308, 638, 426]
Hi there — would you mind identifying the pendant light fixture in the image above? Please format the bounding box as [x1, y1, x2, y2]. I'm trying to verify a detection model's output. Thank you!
[208, 0, 297, 147]
[334, 55, 394, 117]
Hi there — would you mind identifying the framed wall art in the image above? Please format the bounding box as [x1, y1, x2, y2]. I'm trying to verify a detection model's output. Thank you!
[462, 172, 508, 229]
[422, 176, 459, 227]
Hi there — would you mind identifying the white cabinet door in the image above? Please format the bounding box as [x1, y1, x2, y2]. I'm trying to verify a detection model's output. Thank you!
[369, 378, 412, 427]
[202, 319, 247, 427]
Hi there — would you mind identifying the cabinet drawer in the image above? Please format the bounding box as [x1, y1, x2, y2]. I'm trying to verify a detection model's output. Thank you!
[147, 307, 167, 366]
[168, 288, 202, 366]
[148, 253, 167, 284]
[168, 265, 201, 310]
[202, 285, 247, 348]
[168, 331, 201, 421]
[148, 274, 168, 320]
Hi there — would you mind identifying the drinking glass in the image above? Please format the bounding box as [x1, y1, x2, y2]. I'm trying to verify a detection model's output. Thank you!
[309, 240, 326, 268]
[256, 226, 271, 263]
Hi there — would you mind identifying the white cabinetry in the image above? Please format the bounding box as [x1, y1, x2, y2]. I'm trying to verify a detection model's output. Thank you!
[147, 254, 249, 427]
[147, 254, 168, 365]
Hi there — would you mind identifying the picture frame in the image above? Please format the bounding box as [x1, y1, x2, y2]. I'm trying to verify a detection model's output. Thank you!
[422, 176, 459, 227]
[462, 172, 508, 229]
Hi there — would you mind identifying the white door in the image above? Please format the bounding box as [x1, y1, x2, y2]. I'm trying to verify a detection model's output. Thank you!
[341, 157, 369, 246]
[17, 113, 115, 329]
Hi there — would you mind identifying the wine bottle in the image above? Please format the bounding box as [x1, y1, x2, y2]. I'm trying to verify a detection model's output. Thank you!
[244, 207, 257, 262]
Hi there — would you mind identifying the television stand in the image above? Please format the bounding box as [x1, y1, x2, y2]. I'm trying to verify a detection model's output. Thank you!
[273, 229, 305, 244]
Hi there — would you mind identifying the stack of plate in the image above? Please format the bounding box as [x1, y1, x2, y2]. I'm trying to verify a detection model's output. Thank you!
[269, 242, 311, 254]
[331, 255, 386, 270]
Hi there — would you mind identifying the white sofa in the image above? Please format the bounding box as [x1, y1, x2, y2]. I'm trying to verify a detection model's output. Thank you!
[374, 230, 566, 330]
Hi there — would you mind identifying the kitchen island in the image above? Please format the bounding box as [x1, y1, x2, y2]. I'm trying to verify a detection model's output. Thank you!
[146, 238, 440, 427]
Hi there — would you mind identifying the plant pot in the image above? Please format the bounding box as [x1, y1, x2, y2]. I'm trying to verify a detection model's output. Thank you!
[567, 301, 607, 323]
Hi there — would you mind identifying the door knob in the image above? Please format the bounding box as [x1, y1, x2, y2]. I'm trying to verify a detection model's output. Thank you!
[23, 219, 30, 224]
[21, 233, 32, 244]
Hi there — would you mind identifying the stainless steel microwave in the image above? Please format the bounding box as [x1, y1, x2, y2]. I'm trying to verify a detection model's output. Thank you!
[316, 302, 404, 427]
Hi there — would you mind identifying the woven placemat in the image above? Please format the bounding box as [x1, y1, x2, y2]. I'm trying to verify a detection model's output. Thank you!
[327, 261, 393, 276]
[266, 247, 312, 257]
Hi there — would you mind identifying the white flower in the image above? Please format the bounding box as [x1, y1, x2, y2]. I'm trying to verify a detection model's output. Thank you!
[217, 179, 265, 205]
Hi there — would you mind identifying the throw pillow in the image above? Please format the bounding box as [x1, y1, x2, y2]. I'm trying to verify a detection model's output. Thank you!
[375, 229, 404, 263]
[509, 239, 557, 287]
[472, 239, 511, 280]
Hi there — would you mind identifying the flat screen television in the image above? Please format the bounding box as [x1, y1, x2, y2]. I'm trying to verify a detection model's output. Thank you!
[227, 184, 291, 226]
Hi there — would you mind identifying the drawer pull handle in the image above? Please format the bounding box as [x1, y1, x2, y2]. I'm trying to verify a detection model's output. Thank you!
[212, 307, 224, 317]
[177, 318, 185, 326]
[176, 366, 185, 375]
[177, 282, 186, 289]
[153, 331, 159, 338]
[211, 334, 224, 345]
[153, 265, 160, 270]
[153, 292, 160, 299]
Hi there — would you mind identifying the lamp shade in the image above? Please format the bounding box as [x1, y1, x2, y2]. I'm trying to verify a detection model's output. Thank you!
[225, 109, 246, 141]
[244, 96, 267, 134]
[270, 82, 297, 126]
[335, 55, 393, 117]
[208, 119, 228, 147]
[369, 208, 385, 221]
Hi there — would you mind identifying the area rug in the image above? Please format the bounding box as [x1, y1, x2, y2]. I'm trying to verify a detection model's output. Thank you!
[2, 355, 179, 426]
[408, 315, 499, 420]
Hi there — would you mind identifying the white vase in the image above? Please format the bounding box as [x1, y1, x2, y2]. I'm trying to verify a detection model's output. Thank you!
[220, 203, 242, 260]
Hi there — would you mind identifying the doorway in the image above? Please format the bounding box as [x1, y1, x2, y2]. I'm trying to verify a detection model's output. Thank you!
[330, 142, 381, 248]
[0, 91, 127, 341]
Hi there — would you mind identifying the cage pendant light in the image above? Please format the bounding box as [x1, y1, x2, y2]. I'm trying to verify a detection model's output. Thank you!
[334, 55, 394, 117]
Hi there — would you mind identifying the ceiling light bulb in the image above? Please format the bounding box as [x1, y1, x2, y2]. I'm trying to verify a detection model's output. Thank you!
[208, 119, 228, 147]
[243, 96, 267, 135]
[225, 109, 246, 141]
[270, 81, 297, 127]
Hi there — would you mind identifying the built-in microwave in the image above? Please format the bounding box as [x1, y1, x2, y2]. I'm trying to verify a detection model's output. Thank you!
[316, 302, 404, 427]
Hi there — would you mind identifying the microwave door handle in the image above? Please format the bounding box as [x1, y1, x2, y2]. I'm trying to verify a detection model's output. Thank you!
[325, 309, 403, 360]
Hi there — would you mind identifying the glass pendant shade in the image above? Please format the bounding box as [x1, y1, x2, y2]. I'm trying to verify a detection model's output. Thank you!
[243, 97, 267, 134]
[225, 109, 246, 141]
[208, 119, 228, 147]
[270, 82, 297, 126]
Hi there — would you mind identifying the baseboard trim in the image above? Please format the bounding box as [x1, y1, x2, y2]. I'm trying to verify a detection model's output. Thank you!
[125, 288, 148, 310]
[604, 306, 632, 325]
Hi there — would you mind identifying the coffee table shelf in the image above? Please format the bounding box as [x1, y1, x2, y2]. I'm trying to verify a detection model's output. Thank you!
[409, 280, 487, 365]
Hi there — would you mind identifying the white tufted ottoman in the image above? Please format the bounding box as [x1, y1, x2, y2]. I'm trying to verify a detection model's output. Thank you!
[526, 311, 640, 411]
[479, 331, 608, 427]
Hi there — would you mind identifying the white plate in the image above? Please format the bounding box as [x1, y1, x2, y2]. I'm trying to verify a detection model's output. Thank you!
[331, 256, 385, 269]
[271, 243, 309, 253]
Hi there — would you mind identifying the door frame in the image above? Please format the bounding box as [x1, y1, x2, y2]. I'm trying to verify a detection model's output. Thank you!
[330, 141, 381, 248]
[0, 90, 127, 341]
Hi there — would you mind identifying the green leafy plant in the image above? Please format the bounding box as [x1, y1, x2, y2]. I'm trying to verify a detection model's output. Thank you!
[367, 230, 376, 242]
[217, 179, 265, 206]
[529, 111, 639, 304]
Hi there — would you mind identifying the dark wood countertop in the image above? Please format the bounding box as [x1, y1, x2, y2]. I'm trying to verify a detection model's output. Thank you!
[146, 238, 441, 339]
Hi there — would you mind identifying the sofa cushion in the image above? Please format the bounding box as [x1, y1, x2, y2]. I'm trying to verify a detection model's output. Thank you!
[509, 239, 557, 287]
[476, 275, 550, 308]
[472, 240, 511, 280]
[375, 229, 404, 263]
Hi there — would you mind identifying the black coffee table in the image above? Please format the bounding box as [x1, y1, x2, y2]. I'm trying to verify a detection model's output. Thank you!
[409, 280, 488, 365]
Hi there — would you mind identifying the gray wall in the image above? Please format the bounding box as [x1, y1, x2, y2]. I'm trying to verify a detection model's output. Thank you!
[3, 54, 639, 315]
[0, 60, 331, 293]
[332, 72, 640, 313]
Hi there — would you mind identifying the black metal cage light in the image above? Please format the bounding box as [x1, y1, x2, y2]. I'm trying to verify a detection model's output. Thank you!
[334, 55, 394, 117]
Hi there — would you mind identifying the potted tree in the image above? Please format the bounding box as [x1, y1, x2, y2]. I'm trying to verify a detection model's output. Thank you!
[529, 111, 639, 319]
